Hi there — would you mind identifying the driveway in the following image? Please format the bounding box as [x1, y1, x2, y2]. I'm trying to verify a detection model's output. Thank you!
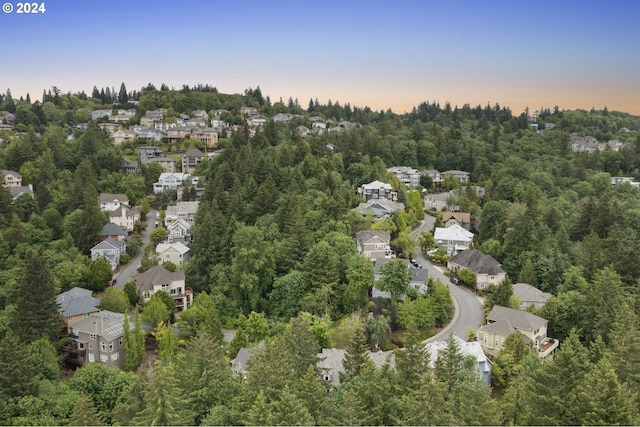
[113, 209, 157, 289]
[410, 216, 484, 341]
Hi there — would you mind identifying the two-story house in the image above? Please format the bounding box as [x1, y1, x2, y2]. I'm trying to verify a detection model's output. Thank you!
[152, 157, 177, 173]
[155, 241, 190, 267]
[442, 170, 470, 184]
[372, 258, 429, 299]
[387, 166, 421, 188]
[447, 249, 506, 290]
[181, 148, 205, 174]
[513, 283, 551, 310]
[357, 180, 397, 201]
[91, 238, 126, 271]
[433, 224, 474, 255]
[166, 219, 192, 244]
[354, 230, 393, 260]
[164, 201, 199, 226]
[420, 169, 443, 187]
[61, 310, 131, 368]
[99, 193, 129, 213]
[123, 158, 139, 175]
[153, 173, 191, 194]
[441, 212, 472, 231]
[138, 146, 163, 164]
[108, 204, 140, 233]
[190, 128, 218, 148]
[352, 198, 406, 220]
[425, 335, 492, 385]
[1, 169, 22, 187]
[135, 266, 193, 312]
[98, 223, 128, 242]
[57, 287, 100, 329]
[478, 305, 559, 358]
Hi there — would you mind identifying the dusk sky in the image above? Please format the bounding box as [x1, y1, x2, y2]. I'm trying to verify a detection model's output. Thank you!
[1, 0, 639, 115]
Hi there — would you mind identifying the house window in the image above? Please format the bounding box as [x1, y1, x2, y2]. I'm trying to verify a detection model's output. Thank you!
[67, 316, 73, 321]
[483, 335, 487, 343]
[90, 334, 96, 340]
[88, 353, 95, 363]
[495, 338, 499, 346]
[111, 353, 119, 361]
[78, 342, 85, 350]
[109, 342, 113, 352]
[89, 343, 93, 350]
[119, 339, 123, 348]
[101, 342, 107, 352]
[100, 354, 108, 363]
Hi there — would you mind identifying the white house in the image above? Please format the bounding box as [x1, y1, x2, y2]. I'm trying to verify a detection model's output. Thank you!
[164, 201, 199, 225]
[357, 180, 397, 201]
[425, 335, 492, 385]
[433, 224, 474, 255]
[166, 219, 192, 244]
[387, 166, 421, 188]
[99, 193, 129, 213]
[91, 238, 126, 271]
[153, 173, 191, 194]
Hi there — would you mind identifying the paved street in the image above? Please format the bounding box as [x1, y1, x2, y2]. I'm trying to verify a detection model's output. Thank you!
[410, 216, 484, 340]
[113, 209, 157, 289]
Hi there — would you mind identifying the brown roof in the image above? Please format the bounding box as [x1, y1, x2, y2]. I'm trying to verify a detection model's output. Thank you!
[442, 211, 471, 224]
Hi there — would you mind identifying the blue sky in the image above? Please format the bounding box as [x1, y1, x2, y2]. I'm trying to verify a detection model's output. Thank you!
[1, 0, 639, 114]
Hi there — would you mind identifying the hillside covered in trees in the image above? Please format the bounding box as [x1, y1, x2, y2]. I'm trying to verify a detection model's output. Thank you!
[1, 84, 640, 425]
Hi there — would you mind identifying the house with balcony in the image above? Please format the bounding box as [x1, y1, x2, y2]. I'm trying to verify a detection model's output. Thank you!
[352, 198, 405, 220]
[1, 169, 22, 188]
[135, 266, 193, 312]
[191, 128, 218, 148]
[441, 212, 472, 231]
[153, 173, 191, 194]
[447, 249, 506, 290]
[478, 305, 559, 359]
[61, 310, 131, 368]
[354, 230, 393, 260]
[387, 166, 421, 188]
[123, 158, 139, 175]
[138, 146, 163, 164]
[182, 148, 205, 174]
[357, 180, 397, 201]
[99, 193, 129, 212]
[112, 129, 136, 145]
[433, 224, 474, 255]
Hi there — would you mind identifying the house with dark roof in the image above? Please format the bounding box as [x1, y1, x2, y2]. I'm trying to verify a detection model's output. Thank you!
[357, 180, 397, 201]
[354, 230, 392, 260]
[478, 305, 558, 358]
[447, 249, 506, 290]
[317, 348, 394, 388]
[352, 198, 405, 220]
[513, 283, 551, 310]
[61, 310, 132, 368]
[9, 184, 34, 201]
[57, 287, 100, 328]
[99, 223, 128, 242]
[135, 266, 193, 312]
[123, 158, 139, 175]
[441, 211, 472, 231]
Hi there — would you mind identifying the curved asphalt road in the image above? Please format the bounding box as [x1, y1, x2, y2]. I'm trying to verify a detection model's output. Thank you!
[410, 217, 485, 341]
[113, 209, 157, 289]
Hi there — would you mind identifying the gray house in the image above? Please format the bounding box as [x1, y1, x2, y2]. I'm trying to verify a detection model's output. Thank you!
[513, 283, 551, 310]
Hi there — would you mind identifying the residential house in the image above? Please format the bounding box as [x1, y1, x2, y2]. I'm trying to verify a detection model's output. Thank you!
[57, 287, 100, 328]
[186, 117, 207, 128]
[9, 185, 34, 201]
[166, 218, 192, 244]
[425, 335, 492, 385]
[165, 127, 192, 144]
[182, 148, 205, 174]
[112, 129, 136, 145]
[513, 283, 551, 310]
[317, 348, 395, 388]
[442, 170, 470, 184]
[164, 201, 199, 225]
[447, 249, 506, 290]
[210, 118, 229, 130]
[98, 223, 128, 242]
[351, 198, 405, 220]
[611, 176, 640, 188]
[433, 224, 474, 255]
[152, 157, 177, 173]
[240, 106, 258, 116]
[247, 115, 267, 127]
[354, 230, 392, 260]
[569, 135, 602, 153]
[61, 310, 131, 368]
[1, 169, 22, 187]
[134, 128, 165, 142]
[90, 109, 112, 121]
[478, 305, 559, 358]
[357, 180, 397, 201]
[190, 128, 218, 148]
[135, 266, 193, 312]
[372, 258, 429, 299]
[153, 173, 191, 194]
[108, 204, 139, 232]
[423, 191, 450, 211]
[155, 241, 190, 267]
[272, 113, 296, 123]
[109, 114, 133, 124]
[441, 212, 472, 231]
[98, 122, 119, 135]
[138, 146, 163, 164]
[298, 126, 311, 137]
[123, 158, 139, 175]
[0, 111, 16, 125]
[91, 238, 126, 271]
[230, 342, 266, 377]
[99, 193, 129, 212]
[192, 109, 208, 120]
[387, 166, 421, 188]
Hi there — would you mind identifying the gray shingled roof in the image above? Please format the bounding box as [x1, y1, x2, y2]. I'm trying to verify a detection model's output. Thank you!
[513, 283, 551, 305]
[100, 223, 127, 236]
[72, 310, 131, 340]
[57, 287, 100, 318]
[485, 305, 547, 332]
[449, 249, 505, 275]
[135, 265, 185, 292]
[354, 230, 390, 245]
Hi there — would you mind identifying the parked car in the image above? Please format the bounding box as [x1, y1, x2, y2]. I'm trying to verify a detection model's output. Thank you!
[449, 277, 460, 285]
[410, 258, 421, 268]
[108, 278, 117, 286]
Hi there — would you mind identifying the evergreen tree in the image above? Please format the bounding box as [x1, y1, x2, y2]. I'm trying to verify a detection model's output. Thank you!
[394, 325, 430, 392]
[340, 319, 372, 383]
[66, 394, 106, 426]
[135, 363, 192, 426]
[118, 82, 128, 104]
[12, 252, 62, 342]
[123, 312, 145, 372]
[267, 384, 314, 426]
[0, 331, 39, 404]
[100, 286, 129, 313]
